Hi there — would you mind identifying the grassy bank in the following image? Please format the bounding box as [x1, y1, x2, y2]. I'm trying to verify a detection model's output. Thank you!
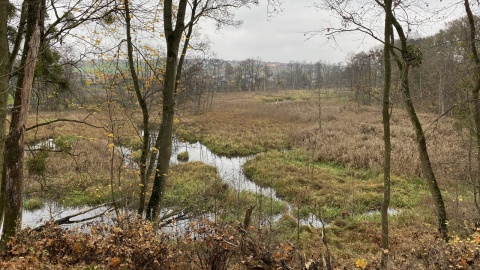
[243, 149, 426, 220]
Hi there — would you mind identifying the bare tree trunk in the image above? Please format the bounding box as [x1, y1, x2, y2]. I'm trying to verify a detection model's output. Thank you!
[389, 13, 448, 241]
[123, 0, 150, 216]
[464, 0, 480, 218]
[381, 0, 393, 267]
[0, 0, 44, 249]
[0, 0, 10, 231]
[146, 0, 187, 220]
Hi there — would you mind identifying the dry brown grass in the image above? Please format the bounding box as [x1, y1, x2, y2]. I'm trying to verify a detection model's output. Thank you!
[16, 89, 480, 268]
[24, 136, 138, 207]
[178, 90, 478, 233]
[179, 90, 472, 183]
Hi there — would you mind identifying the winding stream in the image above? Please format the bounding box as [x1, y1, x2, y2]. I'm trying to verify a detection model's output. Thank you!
[169, 137, 325, 227]
[23, 137, 328, 229]
[170, 138, 280, 199]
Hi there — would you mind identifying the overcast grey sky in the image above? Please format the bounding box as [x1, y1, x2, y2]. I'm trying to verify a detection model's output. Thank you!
[199, 0, 464, 64]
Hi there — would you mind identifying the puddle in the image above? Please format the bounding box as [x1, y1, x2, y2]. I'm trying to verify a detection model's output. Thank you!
[28, 138, 57, 151]
[363, 208, 399, 216]
[22, 202, 111, 229]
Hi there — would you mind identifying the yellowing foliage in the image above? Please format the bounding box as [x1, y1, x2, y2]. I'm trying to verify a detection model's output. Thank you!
[355, 258, 367, 269]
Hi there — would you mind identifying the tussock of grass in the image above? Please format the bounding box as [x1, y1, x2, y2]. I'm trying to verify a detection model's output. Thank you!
[23, 197, 44, 210]
[223, 190, 287, 222]
[176, 151, 189, 161]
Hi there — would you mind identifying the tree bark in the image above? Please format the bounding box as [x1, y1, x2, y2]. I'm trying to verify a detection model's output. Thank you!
[123, 0, 150, 216]
[464, 0, 480, 218]
[381, 0, 393, 266]
[0, 0, 11, 232]
[389, 12, 449, 241]
[0, 0, 45, 249]
[175, 0, 198, 93]
[146, 0, 188, 220]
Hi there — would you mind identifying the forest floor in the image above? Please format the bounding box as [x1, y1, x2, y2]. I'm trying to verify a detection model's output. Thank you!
[2, 89, 480, 269]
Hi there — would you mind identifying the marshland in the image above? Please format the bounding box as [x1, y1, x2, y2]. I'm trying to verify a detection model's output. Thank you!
[7, 88, 478, 269]
[2, 1, 480, 269]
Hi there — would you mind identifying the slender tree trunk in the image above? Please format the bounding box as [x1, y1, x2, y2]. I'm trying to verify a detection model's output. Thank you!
[402, 66, 448, 240]
[464, 0, 480, 218]
[0, 0, 44, 249]
[381, 0, 393, 266]
[124, 0, 150, 216]
[389, 14, 448, 241]
[146, 0, 187, 220]
[174, 1, 197, 92]
[0, 0, 10, 231]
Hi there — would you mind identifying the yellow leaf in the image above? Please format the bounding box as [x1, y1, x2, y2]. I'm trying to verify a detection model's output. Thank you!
[474, 231, 480, 244]
[355, 258, 367, 269]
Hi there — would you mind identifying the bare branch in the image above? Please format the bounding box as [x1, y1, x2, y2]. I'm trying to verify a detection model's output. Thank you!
[26, 118, 105, 131]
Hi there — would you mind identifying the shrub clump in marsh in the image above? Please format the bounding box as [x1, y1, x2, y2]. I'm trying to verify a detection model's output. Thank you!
[177, 151, 189, 161]
[24, 197, 44, 210]
[26, 151, 49, 176]
[54, 135, 81, 151]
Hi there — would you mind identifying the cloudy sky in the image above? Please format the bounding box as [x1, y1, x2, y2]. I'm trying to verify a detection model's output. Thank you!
[199, 0, 464, 64]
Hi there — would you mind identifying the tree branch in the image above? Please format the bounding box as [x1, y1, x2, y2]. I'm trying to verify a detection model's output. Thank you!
[26, 118, 105, 131]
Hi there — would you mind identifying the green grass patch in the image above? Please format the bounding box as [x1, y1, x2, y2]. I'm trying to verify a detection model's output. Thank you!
[119, 136, 143, 149]
[243, 149, 427, 220]
[164, 162, 228, 212]
[222, 190, 287, 222]
[61, 192, 106, 207]
[54, 135, 81, 151]
[164, 162, 287, 222]
[176, 123, 290, 156]
[24, 197, 45, 210]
